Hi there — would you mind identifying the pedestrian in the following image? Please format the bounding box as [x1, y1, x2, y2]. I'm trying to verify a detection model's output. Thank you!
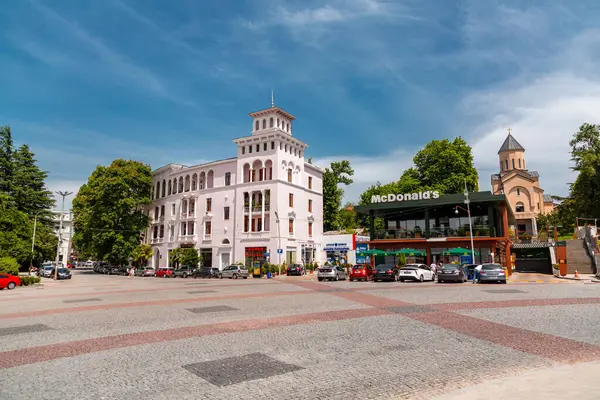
[472, 264, 482, 283]
[129, 265, 135, 278]
[430, 260, 437, 276]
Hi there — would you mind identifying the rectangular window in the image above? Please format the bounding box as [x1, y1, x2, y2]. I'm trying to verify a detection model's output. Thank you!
[308, 222, 313, 237]
[256, 144, 260, 152]
[225, 172, 231, 186]
[263, 142, 267, 151]
[206, 198, 212, 212]
[249, 146, 252, 154]
[308, 177, 313, 189]
[171, 204, 175, 215]
[241, 147, 245, 155]
[289, 219, 294, 234]
[205, 221, 212, 235]
[244, 216, 249, 232]
[288, 169, 292, 183]
[308, 199, 312, 212]
[289, 193, 294, 207]
[271, 141, 274, 149]
[224, 206, 230, 220]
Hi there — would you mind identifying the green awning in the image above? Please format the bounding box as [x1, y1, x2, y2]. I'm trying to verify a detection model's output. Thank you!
[442, 247, 480, 256]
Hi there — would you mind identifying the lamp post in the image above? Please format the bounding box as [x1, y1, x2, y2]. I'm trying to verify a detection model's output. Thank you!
[54, 191, 73, 280]
[455, 180, 475, 264]
[30, 211, 43, 270]
[274, 211, 282, 275]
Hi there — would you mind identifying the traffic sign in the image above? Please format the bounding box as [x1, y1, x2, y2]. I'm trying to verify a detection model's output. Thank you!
[277, 249, 283, 254]
[264, 252, 270, 257]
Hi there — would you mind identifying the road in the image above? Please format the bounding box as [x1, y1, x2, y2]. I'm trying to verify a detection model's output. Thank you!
[1, 270, 599, 399]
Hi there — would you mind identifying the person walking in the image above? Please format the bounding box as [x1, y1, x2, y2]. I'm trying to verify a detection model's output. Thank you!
[430, 260, 437, 278]
[472, 264, 482, 283]
[129, 265, 135, 278]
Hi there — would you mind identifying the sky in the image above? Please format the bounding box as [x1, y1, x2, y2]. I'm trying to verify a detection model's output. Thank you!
[2, 0, 600, 210]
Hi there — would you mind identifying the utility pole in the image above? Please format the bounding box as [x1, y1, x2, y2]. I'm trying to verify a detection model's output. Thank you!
[54, 191, 73, 280]
[463, 180, 475, 264]
[274, 211, 282, 275]
[30, 211, 42, 269]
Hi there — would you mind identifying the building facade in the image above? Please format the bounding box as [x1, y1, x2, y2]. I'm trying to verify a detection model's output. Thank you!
[147, 103, 324, 269]
[491, 132, 554, 239]
[52, 210, 73, 264]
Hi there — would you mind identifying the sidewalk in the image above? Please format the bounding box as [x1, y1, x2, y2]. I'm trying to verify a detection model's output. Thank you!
[431, 361, 600, 400]
[556, 273, 600, 283]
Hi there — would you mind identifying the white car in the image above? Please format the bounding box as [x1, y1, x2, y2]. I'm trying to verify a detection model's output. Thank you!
[398, 264, 435, 282]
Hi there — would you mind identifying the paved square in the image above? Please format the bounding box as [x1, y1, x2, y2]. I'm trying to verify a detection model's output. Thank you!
[0, 270, 598, 399]
[183, 352, 304, 386]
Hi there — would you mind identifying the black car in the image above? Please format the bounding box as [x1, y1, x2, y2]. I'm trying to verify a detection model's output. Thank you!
[373, 264, 397, 282]
[437, 264, 468, 283]
[286, 264, 305, 276]
[193, 267, 219, 279]
[51, 268, 72, 280]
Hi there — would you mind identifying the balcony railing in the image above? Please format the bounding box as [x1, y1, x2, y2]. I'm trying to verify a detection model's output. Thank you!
[374, 225, 493, 240]
[244, 204, 271, 213]
[510, 230, 550, 244]
[179, 234, 196, 243]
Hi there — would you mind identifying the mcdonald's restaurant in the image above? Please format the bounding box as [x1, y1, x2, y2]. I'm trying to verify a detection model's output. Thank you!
[353, 190, 516, 267]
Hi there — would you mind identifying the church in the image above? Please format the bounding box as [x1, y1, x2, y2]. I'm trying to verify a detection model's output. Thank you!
[491, 130, 555, 239]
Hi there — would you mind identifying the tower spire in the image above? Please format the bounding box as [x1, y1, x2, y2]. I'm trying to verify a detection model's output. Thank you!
[271, 89, 274, 108]
[506, 127, 512, 135]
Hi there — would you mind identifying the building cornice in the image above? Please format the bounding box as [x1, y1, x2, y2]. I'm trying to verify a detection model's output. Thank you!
[248, 106, 296, 120]
[233, 132, 308, 150]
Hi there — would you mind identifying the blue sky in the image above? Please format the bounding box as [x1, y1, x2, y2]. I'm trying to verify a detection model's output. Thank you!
[2, 0, 600, 208]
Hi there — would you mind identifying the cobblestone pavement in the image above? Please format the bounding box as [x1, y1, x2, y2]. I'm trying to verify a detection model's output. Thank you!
[1, 270, 599, 399]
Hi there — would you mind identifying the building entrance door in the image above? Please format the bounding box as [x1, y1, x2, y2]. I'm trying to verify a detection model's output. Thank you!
[221, 253, 230, 268]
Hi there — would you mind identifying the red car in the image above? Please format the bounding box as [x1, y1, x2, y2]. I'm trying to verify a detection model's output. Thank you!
[155, 267, 174, 278]
[0, 274, 21, 290]
[349, 264, 374, 282]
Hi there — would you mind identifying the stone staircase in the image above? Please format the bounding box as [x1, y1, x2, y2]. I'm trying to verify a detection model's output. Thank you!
[566, 239, 595, 274]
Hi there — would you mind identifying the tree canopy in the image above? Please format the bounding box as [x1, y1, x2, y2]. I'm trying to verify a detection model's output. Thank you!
[72, 159, 152, 265]
[322, 160, 354, 231]
[568, 123, 600, 219]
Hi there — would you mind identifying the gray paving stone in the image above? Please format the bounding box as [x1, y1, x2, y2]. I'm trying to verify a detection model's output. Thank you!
[386, 305, 436, 314]
[186, 306, 237, 314]
[183, 352, 304, 386]
[62, 298, 102, 304]
[482, 289, 527, 294]
[186, 290, 217, 294]
[0, 323, 50, 337]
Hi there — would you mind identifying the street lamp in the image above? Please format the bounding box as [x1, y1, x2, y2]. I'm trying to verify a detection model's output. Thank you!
[54, 191, 73, 280]
[455, 180, 475, 264]
[274, 211, 282, 275]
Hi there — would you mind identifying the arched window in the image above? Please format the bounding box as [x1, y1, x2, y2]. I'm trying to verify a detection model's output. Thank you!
[500, 161, 503, 171]
[160, 205, 165, 217]
[184, 175, 190, 192]
[159, 225, 164, 238]
[161, 180, 166, 197]
[178, 177, 184, 193]
[288, 169, 292, 183]
[518, 159, 521, 168]
[155, 182, 160, 199]
[168, 180, 172, 195]
[269, 118, 274, 128]
[255, 120, 259, 131]
[191, 173, 197, 191]
[516, 202, 525, 212]
[262, 119, 266, 129]
[517, 188, 520, 196]
[277, 118, 280, 127]
[512, 159, 515, 169]
[286, 123, 289, 132]
[505, 160, 508, 169]
[222, 238, 230, 245]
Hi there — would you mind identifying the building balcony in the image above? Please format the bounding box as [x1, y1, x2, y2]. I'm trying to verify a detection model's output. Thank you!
[151, 237, 164, 244]
[202, 234, 212, 241]
[373, 225, 494, 240]
[244, 204, 271, 213]
[180, 211, 196, 219]
[179, 234, 197, 244]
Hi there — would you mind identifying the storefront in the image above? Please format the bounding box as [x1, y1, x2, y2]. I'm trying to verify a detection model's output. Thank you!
[321, 234, 369, 265]
[354, 191, 516, 268]
[245, 246, 266, 267]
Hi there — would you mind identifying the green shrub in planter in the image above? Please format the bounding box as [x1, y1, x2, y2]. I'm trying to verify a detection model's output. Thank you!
[0, 257, 19, 276]
[34, 276, 41, 284]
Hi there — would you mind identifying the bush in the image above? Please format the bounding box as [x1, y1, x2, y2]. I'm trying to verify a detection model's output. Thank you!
[0, 257, 19, 276]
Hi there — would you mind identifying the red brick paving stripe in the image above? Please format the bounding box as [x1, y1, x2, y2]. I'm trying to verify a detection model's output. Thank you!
[8, 280, 279, 302]
[433, 297, 600, 311]
[409, 311, 600, 364]
[0, 308, 389, 369]
[0, 290, 310, 320]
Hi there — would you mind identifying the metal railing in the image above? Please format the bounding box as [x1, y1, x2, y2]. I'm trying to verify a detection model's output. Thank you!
[244, 204, 271, 213]
[582, 225, 599, 276]
[373, 225, 492, 240]
[509, 229, 550, 244]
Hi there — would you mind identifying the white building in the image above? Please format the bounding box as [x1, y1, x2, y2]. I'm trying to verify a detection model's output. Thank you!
[52, 210, 72, 263]
[147, 102, 324, 269]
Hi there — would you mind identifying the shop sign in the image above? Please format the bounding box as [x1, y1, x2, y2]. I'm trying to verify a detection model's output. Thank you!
[371, 191, 440, 204]
[324, 242, 350, 252]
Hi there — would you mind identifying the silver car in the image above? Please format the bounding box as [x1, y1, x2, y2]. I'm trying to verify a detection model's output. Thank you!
[477, 263, 507, 284]
[317, 266, 347, 281]
[218, 265, 249, 279]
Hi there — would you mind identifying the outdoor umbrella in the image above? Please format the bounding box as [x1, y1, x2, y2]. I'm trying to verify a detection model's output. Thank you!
[394, 248, 426, 257]
[356, 249, 388, 257]
[442, 247, 480, 256]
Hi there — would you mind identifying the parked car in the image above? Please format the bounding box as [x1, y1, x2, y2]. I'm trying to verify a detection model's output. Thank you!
[155, 267, 174, 278]
[398, 264, 434, 282]
[437, 264, 468, 283]
[51, 268, 72, 280]
[317, 266, 347, 281]
[286, 264, 305, 276]
[193, 267, 219, 279]
[349, 264, 374, 281]
[218, 265, 249, 279]
[477, 263, 507, 284]
[0, 274, 21, 290]
[173, 266, 197, 278]
[134, 267, 156, 277]
[38, 263, 55, 278]
[464, 264, 480, 280]
[107, 265, 127, 275]
[373, 264, 397, 282]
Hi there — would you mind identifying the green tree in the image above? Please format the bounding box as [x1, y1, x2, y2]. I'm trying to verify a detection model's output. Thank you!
[169, 248, 201, 267]
[11, 144, 55, 222]
[323, 160, 354, 231]
[338, 202, 360, 231]
[131, 243, 153, 267]
[0, 126, 14, 195]
[72, 159, 152, 265]
[0, 257, 19, 276]
[568, 123, 600, 219]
